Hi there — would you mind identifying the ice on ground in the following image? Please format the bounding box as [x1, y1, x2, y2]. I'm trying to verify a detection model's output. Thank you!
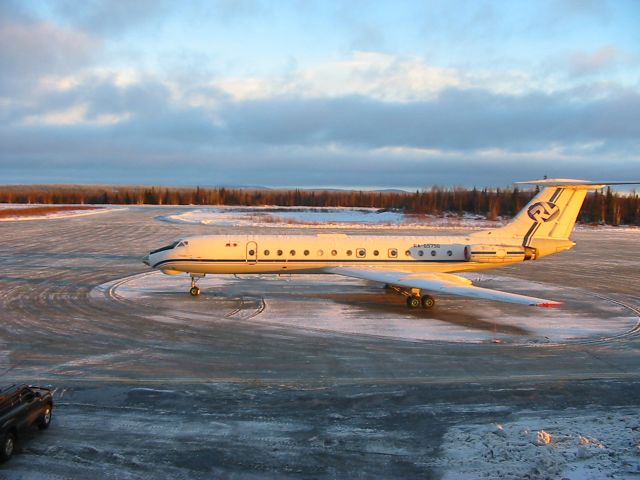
[437, 408, 640, 479]
[157, 206, 503, 230]
[101, 272, 638, 345]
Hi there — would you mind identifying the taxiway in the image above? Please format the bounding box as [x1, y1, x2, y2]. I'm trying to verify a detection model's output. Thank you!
[0, 208, 638, 478]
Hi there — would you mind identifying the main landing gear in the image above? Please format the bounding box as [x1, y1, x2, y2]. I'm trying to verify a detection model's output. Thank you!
[189, 274, 205, 296]
[388, 285, 436, 309]
[406, 294, 436, 309]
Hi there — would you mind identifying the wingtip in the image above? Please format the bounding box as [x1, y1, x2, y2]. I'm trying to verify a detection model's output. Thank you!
[535, 301, 562, 308]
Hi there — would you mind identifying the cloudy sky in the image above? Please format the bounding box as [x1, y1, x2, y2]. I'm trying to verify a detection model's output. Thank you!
[1, 0, 639, 188]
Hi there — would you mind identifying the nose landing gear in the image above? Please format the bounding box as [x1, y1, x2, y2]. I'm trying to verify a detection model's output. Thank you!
[189, 274, 205, 296]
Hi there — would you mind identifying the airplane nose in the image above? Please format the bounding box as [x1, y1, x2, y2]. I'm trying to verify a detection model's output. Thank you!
[142, 254, 150, 266]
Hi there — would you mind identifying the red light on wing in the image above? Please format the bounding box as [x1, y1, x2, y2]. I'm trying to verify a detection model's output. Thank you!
[536, 302, 562, 308]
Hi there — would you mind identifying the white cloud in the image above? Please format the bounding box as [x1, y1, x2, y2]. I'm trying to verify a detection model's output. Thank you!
[22, 104, 130, 126]
[212, 52, 464, 102]
[205, 51, 579, 103]
[22, 104, 87, 126]
[372, 146, 449, 156]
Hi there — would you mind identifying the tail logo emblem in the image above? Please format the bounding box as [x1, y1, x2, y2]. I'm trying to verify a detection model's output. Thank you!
[527, 202, 560, 222]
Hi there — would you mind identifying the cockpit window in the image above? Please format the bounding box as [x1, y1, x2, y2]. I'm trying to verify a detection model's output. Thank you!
[150, 241, 180, 255]
[176, 240, 189, 248]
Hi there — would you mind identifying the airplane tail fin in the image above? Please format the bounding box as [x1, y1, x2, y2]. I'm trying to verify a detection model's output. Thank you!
[471, 179, 639, 258]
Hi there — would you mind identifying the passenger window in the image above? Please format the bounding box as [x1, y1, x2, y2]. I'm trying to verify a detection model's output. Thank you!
[356, 248, 366, 258]
[304, 250, 310, 256]
[331, 250, 337, 256]
[317, 250, 324, 256]
[447, 250, 452, 256]
[248, 249, 255, 256]
[373, 250, 379, 256]
[264, 250, 270, 256]
[418, 250, 424, 257]
[388, 249, 398, 258]
[290, 250, 296, 256]
[277, 250, 283, 256]
[405, 250, 411, 256]
[346, 250, 352, 256]
[431, 250, 436, 256]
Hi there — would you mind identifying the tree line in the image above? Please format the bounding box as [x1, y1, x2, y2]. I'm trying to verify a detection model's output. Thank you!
[0, 184, 638, 225]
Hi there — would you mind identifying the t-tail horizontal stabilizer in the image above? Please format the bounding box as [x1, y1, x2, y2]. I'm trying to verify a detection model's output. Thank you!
[515, 179, 640, 188]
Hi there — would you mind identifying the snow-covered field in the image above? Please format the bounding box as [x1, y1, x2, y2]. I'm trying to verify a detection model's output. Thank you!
[157, 206, 503, 230]
[158, 206, 640, 232]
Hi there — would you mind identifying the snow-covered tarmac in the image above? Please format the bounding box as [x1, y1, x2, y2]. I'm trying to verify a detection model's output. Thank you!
[0, 206, 638, 479]
[101, 271, 638, 345]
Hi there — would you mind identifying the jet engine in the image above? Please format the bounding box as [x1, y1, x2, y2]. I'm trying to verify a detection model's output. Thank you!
[464, 245, 526, 263]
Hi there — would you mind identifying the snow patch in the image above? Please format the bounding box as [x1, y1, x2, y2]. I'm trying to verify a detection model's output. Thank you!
[437, 409, 640, 479]
[157, 206, 503, 230]
[157, 206, 640, 232]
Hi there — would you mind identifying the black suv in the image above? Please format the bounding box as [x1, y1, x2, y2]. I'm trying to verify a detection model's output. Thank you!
[0, 384, 53, 462]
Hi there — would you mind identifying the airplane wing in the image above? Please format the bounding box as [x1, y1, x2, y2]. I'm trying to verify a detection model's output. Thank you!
[325, 267, 561, 307]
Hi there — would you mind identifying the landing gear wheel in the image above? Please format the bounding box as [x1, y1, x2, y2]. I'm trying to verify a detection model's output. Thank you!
[421, 295, 436, 309]
[189, 274, 203, 296]
[406, 296, 421, 309]
[0, 432, 15, 462]
[38, 405, 52, 430]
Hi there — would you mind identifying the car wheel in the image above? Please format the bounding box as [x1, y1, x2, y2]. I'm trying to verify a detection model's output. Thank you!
[38, 405, 52, 430]
[0, 432, 16, 462]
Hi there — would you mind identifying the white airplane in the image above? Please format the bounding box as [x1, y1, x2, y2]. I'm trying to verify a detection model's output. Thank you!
[142, 179, 638, 309]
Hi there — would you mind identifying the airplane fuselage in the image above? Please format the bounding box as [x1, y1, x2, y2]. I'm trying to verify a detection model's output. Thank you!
[146, 232, 528, 276]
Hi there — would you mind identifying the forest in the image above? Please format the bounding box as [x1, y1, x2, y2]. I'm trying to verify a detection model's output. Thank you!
[0, 184, 638, 225]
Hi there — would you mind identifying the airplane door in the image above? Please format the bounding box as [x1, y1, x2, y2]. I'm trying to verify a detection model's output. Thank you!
[246, 241, 258, 264]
